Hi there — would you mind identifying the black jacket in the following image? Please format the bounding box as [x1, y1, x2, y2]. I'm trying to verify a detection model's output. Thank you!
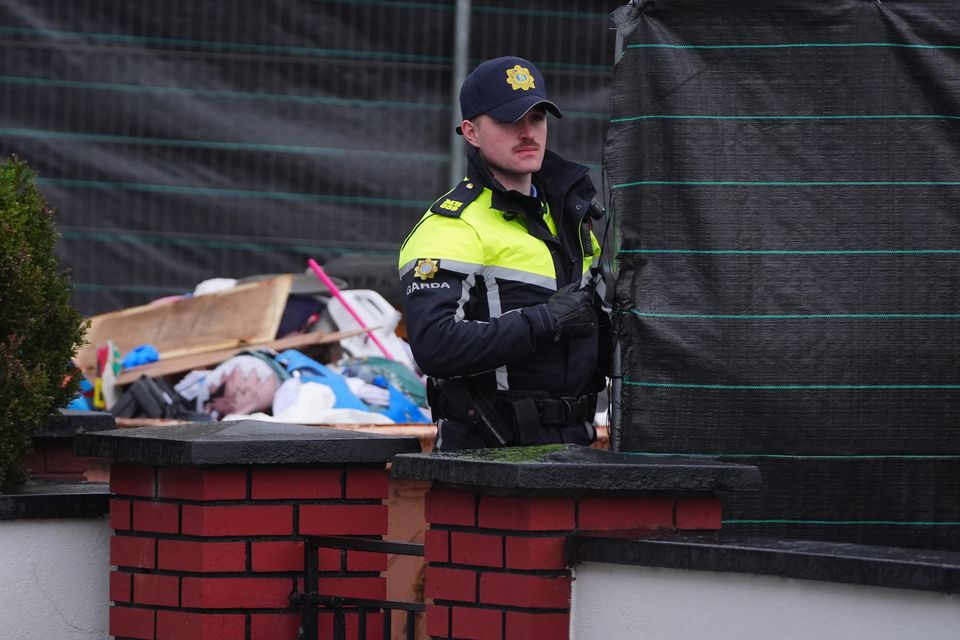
[398, 147, 609, 398]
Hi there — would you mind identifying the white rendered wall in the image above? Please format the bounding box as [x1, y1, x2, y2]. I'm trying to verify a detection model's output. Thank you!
[571, 562, 960, 640]
[0, 517, 109, 639]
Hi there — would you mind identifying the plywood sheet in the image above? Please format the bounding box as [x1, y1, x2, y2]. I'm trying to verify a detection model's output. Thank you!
[76, 275, 292, 379]
[114, 326, 367, 386]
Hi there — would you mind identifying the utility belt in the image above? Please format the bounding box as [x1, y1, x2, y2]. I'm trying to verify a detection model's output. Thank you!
[427, 377, 597, 447]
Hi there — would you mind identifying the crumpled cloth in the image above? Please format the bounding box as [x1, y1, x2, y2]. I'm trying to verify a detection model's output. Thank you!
[223, 378, 394, 424]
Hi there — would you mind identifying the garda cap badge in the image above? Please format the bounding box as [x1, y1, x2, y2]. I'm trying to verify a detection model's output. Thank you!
[414, 258, 439, 281]
[506, 65, 535, 91]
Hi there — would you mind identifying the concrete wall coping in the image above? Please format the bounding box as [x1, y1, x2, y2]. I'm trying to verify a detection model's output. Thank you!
[0, 482, 109, 520]
[391, 444, 760, 495]
[75, 419, 421, 466]
[34, 409, 115, 439]
[568, 531, 960, 595]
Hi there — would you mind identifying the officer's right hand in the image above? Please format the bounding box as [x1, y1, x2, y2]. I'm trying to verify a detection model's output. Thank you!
[544, 283, 597, 341]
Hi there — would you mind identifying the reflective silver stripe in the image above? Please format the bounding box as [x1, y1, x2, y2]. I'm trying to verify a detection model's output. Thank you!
[580, 252, 603, 288]
[493, 309, 523, 391]
[579, 269, 592, 288]
[486, 274, 502, 318]
[481, 266, 547, 391]
[437, 258, 484, 276]
[472, 272, 504, 389]
[402, 259, 552, 289]
[399, 257, 483, 278]
[454, 272, 475, 322]
[496, 365, 509, 390]
[595, 274, 608, 301]
[482, 265, 557, 291]
[398, 258, 419, 278]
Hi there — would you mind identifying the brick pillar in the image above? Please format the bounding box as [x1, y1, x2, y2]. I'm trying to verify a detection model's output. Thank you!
[421, 491, 721, 640]
[76, 420, 421, 640]
[390, 444, 759, 640]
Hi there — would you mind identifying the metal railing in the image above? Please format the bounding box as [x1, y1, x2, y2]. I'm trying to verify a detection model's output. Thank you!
[291, 535, 425, 640]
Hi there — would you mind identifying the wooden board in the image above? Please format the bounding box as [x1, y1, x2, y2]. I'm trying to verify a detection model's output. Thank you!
[76, 275, 293, 380]
[114, 326, 369, 386]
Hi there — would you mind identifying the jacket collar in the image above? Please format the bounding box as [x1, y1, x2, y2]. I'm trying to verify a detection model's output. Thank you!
[535, 149, 590, 197]
[466, 146, 538, 216]
[465, 146, 589, 216]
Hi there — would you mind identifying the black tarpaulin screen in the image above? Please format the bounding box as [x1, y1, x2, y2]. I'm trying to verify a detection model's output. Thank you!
[608, 0, 960, 550]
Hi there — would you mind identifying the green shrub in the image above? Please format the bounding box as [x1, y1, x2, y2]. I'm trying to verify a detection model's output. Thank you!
[0, 156, 87, 487]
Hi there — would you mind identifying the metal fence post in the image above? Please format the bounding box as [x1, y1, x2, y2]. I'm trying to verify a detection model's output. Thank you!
[448, 0, 471, 186]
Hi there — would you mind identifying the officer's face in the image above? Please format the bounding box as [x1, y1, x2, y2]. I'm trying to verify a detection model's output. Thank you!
[463, 108, 547, 183]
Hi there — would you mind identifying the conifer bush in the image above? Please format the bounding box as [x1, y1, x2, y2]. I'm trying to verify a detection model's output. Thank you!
[0, 156, 86, 487]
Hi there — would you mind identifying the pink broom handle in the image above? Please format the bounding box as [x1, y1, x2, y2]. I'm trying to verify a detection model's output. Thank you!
[307, 258, 395, 361]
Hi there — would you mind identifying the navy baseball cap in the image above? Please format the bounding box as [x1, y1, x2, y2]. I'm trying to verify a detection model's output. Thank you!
[456, 56, 562, 134]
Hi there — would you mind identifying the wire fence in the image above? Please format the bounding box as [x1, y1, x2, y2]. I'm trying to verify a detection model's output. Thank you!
[0, 0, 621, 314]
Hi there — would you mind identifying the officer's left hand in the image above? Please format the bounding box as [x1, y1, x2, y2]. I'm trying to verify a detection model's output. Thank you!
[544, 283, 597, 341]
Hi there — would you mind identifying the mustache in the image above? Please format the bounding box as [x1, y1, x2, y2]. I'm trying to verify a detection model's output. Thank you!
[513, 143, 541, 152]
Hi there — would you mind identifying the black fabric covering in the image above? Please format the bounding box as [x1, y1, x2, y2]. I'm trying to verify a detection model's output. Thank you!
[609, 0, 960, 550]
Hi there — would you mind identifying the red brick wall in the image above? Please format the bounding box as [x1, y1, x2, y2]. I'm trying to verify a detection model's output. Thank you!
[108, 463, 390, 640]
[24, 440, 109, 482]
[422, 489, 722, 640]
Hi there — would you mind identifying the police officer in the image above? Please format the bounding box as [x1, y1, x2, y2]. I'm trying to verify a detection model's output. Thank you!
[398, 56, 609, 451]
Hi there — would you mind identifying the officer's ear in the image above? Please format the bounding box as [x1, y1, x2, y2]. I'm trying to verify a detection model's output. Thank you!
[460, 119, 481, 147]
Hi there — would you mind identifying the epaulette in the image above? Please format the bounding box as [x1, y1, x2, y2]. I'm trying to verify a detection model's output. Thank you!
[429, 180, 482, 218]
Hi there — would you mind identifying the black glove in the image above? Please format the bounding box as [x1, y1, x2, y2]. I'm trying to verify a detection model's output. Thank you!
[544, 283, 597, 342]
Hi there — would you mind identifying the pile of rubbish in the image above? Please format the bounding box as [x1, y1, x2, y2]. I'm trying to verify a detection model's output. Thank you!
[69, 265, 432, 426]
